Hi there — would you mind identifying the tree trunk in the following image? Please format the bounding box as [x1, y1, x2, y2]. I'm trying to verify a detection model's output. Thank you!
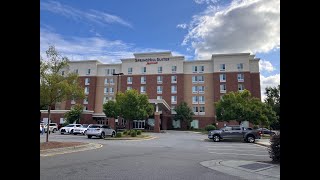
[46, 105, 51, 142]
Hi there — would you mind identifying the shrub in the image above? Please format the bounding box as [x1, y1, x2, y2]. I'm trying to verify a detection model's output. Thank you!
[137, 130, 142, 135]
[253, 125, 259, 129]
[116, 132, 122, 138]
[123, 131, 127, 135]
[190, 126, 194, 130]
[268, 132, 280, 163]
[130, 131, 137, 137]
[205, 124, 216, 131]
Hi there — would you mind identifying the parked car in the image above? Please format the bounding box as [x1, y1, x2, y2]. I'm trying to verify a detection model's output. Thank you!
[208, 125, 262, 143]
[257, 128, 275, 135]
[44, 123, 58, 133]
[60, 124, 82, 134]
[86, 124, 116, 139]
[73, 124, 91, 135]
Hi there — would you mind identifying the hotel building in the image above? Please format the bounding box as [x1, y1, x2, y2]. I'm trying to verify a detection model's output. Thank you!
[40, 52, 261, 130]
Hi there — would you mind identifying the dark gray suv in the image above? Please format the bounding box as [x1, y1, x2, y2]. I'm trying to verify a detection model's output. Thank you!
[208, 125, 262, 143]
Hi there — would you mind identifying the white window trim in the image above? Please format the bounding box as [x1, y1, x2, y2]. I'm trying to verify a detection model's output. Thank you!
[83, 99, 88, 104]
[85, 78, 90, 85]
[199, 87, 205, 94]
[141, 77, 146, 84]
[171, 76, 177, 84]
[199, 112, 205, 115]
[171, 96, 177, 104]
[158, 67, 162, 74]
[127, 77, 132, 84]
[220, 90, 226, 93]
[220, 64, 226, 72]
[192, 77, 198, 84]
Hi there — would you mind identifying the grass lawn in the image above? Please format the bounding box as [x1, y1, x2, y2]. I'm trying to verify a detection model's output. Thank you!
[40, 141, 87, 150]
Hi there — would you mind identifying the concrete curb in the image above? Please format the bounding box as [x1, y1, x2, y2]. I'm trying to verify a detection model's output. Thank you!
[40, 143, 103, 157]
[104, 136, 157, 141]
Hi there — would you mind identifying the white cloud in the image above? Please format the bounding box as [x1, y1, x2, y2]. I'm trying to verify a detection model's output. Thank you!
[40, 1, 132, 28]
[194, 0, 221, 4]
[184, 0, 280, 59]
[40, 28, 189, 63]
[260, 74, 280, 101]
[176, 23, 188, 29]
[259, 60, 275, 72]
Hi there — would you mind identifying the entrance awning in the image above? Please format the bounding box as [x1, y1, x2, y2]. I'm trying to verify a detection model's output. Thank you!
[148, 99, 171, 112]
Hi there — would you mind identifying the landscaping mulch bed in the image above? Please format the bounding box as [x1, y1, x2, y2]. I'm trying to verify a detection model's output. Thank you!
[40, 141, 87, 150]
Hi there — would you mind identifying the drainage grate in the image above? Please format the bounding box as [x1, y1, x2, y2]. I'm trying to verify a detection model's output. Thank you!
[238, 163, 272, 170]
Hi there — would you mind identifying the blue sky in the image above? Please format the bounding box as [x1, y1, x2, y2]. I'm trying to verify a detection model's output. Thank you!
[40, 0, 280, 100]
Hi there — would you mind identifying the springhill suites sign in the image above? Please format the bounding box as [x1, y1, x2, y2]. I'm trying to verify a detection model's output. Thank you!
[135, 57, 170, 62]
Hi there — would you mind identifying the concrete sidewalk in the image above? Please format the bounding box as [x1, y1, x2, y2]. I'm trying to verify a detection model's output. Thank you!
[201, 159, 279, 180]
[255, 138, 271, 147]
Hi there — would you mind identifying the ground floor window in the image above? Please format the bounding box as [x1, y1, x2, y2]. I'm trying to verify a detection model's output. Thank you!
[133, 120, 145, 129]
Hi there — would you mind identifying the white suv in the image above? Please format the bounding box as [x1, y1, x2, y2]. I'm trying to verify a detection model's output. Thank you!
[44, 123, 58, 133]
[60, 124, 82, 134]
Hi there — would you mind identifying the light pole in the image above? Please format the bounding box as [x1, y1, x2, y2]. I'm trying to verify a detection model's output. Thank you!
[113, 73, 124, 94]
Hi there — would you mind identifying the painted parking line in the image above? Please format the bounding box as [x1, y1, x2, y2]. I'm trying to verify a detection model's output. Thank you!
[205, 145, 266, 149]
[208, 148, 267, 152]
[209, 152, 269, 157]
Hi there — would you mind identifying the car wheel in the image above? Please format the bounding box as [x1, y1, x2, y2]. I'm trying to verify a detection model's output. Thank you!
[100, 132, 105, 139]
[73, 133, 77, 135]
[111, 131, 115, 137]
[213, 135, 220, 142]
[52, 129, 55, 133]
[83, 130, 87, 135]
[70, 129, 74, 134]
[87, 135, 92, 139]
[246, 135, 255, 143]
[60, 132, 64, 135]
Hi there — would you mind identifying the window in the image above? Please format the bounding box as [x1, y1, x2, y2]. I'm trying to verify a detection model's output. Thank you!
[104, 87, 108, 94]
[237, 73, 244, 82]
[86, 69, 91, 75]
[157, 96, 162, 100]
[171, 75, 177, 83]
[83, 96, 88, 104]
[85, 87, 89, 94]
[127, 86, 132, 91]
[171, 106, 176, 114]
[220, 84, 226, 93]
[192, 96, 198, 104]
[109, 78, 114, 84]
[220, 74, 226, 82]
[192, 66, 198, 73]
[157, 76, 163, 84]
[192, 76, 198, 83]
[127, 77, 132, 84]
[192, 86, 198, 94]
[141, 76, 146, 84]
[171, 96, 177, 104]
[220, 64, 226, 71]
[104, 78, 108, 85]
[109, 87, 114, 94]
[198, 76, 204, 83]
[199, 106, 205, 115]
[193, 106, 198, 113]
[61, 71, 64, 75]
[111, 69, 116, 75]
[74, 69, 78, 74]
[157, 86, 163, 94]
[140, 86, 146, 93]
[141, 67, 146, 74]
[85, 78, 90, 85]
[238, 84, 244, 91]
[198, 86, 205, 94]
[199, 66, 204, 73]
[105, 69, 110, 76]
[199, 96, 205, 104]
[171, 85, 177, 94]
[128, 68, 132, 74]
[237, 63, 244, 71]
[172, 66, 177, 73]
[158, 66, 162, 73]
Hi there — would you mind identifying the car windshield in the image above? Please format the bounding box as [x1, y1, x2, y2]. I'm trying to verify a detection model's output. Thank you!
[90, 125, 102, 128]
[65, 125, 74, 127]
[82, 125, 88, 128]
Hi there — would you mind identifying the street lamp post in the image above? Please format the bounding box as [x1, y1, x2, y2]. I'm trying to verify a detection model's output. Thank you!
[113, 73, 124, 94]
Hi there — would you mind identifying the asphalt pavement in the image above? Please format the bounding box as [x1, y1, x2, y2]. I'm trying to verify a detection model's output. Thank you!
[40, 130, 279, 180]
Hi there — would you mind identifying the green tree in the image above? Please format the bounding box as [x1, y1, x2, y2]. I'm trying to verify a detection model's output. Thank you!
[40, 45, 85, 142]
[103, 100, 120, 119]
[173, 102, 194, 129]
[116, 89, 154, 129]
[264, 85, 280, 130]
[215, 90, 277, 127]
[64, 104, 84, 124]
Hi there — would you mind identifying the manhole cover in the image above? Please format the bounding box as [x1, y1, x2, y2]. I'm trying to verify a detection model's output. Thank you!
[238, 163, 272, 170]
